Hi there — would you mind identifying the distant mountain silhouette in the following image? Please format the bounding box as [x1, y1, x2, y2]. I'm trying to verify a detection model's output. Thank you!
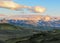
[7, 19, 60, 31]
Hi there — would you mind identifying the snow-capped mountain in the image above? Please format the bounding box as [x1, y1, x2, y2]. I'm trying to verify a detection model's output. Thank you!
[7, 15, 60, 27]
[37, 20, 60, 27]
[0, 15, 60, 30]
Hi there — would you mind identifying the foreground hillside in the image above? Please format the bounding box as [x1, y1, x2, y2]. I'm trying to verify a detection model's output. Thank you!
[0, 23, 60, 43]
[0, 29, 60, 43]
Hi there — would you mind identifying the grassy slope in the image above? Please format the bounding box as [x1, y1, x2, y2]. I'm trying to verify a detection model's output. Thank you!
[0, 23, 60, 43]
[0, 23, 24, 30]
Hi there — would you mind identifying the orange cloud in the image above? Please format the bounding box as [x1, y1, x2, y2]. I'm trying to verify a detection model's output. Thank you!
[44, 15, 51, 21]
[34, 6, 46, 13]
[0, 14, 6, 16]
[0, 14, 6, 18]
[0, 0, 11, 1]
[0, 1, 23, 10]
[0, 1, 46, 13]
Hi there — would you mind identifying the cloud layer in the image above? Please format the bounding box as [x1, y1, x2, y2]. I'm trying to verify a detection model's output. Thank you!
[0, 0, 46, 13]
[0, 0, 12, 1]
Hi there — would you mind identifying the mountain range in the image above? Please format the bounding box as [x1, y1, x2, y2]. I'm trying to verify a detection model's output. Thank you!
[8, 19, 60, 31]
[0, 14, 60, 30]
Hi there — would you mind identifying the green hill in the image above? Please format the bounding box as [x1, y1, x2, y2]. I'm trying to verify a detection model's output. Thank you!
[0, 23, 23, 30]
[0, 23, 60, 43]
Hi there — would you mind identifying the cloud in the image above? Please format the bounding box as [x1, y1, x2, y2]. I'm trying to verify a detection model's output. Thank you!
[0, 14, 6, 16]
[0, 1, 24, 10]
[0, 1, 29, 10]
[34, 6, 46, 13]
[0, 0, 12, 1]
[0, 14, 6, 18]
[0, 0, 46, 13]
[29, 6, 46, 13]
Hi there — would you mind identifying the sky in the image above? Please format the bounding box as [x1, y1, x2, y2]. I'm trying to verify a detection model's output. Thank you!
[0, 0, 60, 17]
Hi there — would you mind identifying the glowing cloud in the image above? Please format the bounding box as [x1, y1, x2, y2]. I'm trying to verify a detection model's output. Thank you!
[44, 15, 51, 21]
[34, 6, 46, 13]
[0, 1, 23, 10]
[0, 0, 46, 13]
[0, 0, 11, 1]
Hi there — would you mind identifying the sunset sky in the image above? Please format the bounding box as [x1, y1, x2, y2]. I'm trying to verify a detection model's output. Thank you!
[0, 0, 60, 17]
